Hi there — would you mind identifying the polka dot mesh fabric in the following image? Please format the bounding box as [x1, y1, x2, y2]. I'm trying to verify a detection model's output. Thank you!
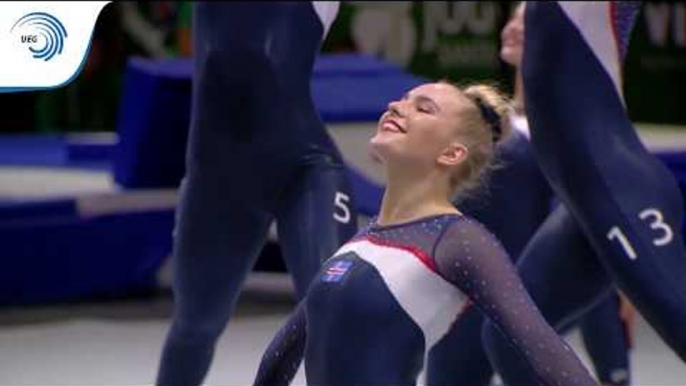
[433, 216, 596, 386]
[254, 301, 307, 386]
[254, 214, 597, 386]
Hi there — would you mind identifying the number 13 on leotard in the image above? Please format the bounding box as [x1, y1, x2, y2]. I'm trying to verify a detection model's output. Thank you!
[607, 208, 674, 260]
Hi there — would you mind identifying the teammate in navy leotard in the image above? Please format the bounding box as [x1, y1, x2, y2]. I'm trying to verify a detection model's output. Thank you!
[252, 81, 598, 386]
[155, 3, 358, 386]
[482, 2, 686, 385]
[427, 4, 633, 386]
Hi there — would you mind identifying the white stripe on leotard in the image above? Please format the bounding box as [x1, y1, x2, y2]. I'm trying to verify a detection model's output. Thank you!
[558, 1, 624, 107]
[334, 239, 466, 350]
[312, 1, 340, 40]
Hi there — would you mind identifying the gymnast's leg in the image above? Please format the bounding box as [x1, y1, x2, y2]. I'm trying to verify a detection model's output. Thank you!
[156, 177, 273, 386]
[277, 158, 359, 299]
[579, 291, 632, 386]
[524, 1, 686, 359]
[156, 3, 339, 385]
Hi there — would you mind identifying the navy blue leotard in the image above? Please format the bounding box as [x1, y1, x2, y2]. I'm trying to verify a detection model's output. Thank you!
[428, 122, 631, 386]
[254, 214, 597, 386]
[482, 2, 686, 385]
[155, 3, 358, 385]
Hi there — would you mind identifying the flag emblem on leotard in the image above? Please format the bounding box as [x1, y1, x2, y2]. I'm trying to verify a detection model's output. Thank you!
[322, 260, 353, 283]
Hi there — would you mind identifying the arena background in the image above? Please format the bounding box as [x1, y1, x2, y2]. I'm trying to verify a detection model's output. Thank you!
[1, 2, 686, 385]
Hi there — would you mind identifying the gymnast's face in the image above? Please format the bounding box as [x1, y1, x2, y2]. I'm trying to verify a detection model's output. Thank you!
[500, 3, 525, 68]
[370, 83, 469, 171]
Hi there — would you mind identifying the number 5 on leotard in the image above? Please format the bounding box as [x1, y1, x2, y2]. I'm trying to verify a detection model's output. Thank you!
[333, 192, 351, 224]
[607, 208, 674, 260]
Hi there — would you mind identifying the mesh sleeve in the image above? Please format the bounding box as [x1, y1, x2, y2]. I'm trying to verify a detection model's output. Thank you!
[434, 218, 597, 386]
[253, 301, 307, 386]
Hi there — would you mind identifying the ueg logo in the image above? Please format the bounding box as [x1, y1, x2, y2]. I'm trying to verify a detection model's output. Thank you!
[11, 12, 67, 62]
[0, 2, 110, 92]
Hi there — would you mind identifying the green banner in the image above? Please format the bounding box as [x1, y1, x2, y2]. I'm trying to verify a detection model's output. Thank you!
[625, 2, 686, 124]
[323, 2, 511, 84]
[325, 1, 686, 126]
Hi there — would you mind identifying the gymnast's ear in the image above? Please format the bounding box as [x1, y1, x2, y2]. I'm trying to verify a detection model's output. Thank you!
[437, 142, 468, 167]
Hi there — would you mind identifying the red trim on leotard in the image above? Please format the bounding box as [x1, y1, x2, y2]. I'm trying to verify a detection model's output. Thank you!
[364, 234, 438, 272]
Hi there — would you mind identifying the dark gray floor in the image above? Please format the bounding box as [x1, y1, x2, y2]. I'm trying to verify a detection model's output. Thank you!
[1, 274, 685, 386]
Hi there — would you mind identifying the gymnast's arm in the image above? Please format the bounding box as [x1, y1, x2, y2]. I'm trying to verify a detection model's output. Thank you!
[434, 219, 598, 386]
[253, 300, 308, 386]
